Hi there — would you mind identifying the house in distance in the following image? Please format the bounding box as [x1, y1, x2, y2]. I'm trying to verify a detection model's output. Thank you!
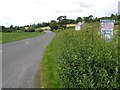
[75, 21, 84, 30]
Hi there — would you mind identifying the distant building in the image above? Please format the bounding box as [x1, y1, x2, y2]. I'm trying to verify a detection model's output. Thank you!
[75, 22, 84, 30]
[118, 1, 120, 14]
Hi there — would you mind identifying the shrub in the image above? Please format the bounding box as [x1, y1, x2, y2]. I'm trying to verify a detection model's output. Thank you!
[6, 29, 12, 32]
[37, 29, 43, 32]
[42, 23, 119, 88]
[115, 20, 120, 25]
[49, 20, 60, 30]
[24, 29, 35, 32]
[28, 29, 35, 32]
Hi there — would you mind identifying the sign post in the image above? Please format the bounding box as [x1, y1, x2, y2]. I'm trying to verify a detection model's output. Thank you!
[100, 20, 115, 42]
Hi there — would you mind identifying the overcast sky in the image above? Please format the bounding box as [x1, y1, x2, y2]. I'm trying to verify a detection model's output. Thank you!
[0, 0, 119, 27]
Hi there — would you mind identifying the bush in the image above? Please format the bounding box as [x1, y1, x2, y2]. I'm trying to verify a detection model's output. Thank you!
[6, 29, 12, 32]
[24, 29, 35, 32]
[49, 20, 60, 30]
[37, 29, 43, 32]
[28, 29, 35, 32]
[41, 23, 120, 88]
[115, 20, 120, 25]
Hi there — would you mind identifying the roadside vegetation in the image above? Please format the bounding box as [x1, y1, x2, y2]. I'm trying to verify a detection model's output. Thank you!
[0, 13, 119, 88]
[36, 21, 119, 88]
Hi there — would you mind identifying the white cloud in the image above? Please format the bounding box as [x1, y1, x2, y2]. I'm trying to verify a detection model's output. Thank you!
[0, 0, 119, 27]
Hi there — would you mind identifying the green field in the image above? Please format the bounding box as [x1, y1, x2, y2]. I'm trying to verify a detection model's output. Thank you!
[36, 23, 120, 88]
[1, 32, 45, 44]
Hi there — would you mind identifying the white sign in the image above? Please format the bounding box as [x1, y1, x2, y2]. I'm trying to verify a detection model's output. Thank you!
[100, 20, 115, 41]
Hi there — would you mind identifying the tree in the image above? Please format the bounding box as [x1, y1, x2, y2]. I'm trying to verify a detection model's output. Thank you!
[49, 20, 60, 30]
[88, 15, 93, 22]
[93, 17, 97, 22]
[1, 26, 6, 32]
[10, 25, 13, 29]
[110, 14, 114, 19]
[83, 15, 93, 23]
[57, 16, 67, 29]
[76, 17, 83, 23]
[110, 14, 117, 20]
[37, 23, 41, 28]
[59, 19, 68, 28]
[64, 19, 76, 24]
[57, 16, 67, 22]
[69, 19, 76, 24]
[83, 16, 89, 22]
[118, 14, 120, 19]
[41, 22, 49, 27]
[14, 26, 20, 30]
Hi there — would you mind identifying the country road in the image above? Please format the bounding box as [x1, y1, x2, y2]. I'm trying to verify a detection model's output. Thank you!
[2, 31, 55, 88]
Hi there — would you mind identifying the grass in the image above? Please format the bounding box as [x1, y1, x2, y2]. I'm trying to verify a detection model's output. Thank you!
[1, 32, 45, 44]
[36, 23, 119, 88]
[36, 35, 60, 88]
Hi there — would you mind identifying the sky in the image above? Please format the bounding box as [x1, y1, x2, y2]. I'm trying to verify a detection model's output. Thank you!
[0, 0, 119, 27]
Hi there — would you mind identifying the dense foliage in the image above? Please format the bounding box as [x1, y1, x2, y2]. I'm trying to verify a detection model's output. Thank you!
[24, 28, 35, 32]
[49, 20, 61, 30]
[41, 23, 119, 88]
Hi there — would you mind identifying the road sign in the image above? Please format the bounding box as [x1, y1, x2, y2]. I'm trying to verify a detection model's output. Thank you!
[100, 20, 115, 42]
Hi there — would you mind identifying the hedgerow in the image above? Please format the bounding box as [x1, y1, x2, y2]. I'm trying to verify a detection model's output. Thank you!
[40, 23, 119, 88]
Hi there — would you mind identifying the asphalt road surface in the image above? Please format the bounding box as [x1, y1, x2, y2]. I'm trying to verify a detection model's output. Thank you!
[0, 44, 2, 89]
[2, 31, 55, 88]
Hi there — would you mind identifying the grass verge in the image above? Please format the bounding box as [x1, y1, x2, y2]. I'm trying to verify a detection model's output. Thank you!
[36, 34, 60, 88]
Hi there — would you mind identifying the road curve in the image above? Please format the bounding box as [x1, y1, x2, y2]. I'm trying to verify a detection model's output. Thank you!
[2, 31, 55, 88]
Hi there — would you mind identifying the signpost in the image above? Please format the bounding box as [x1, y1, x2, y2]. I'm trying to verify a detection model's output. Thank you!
[100, 20, 115, 42]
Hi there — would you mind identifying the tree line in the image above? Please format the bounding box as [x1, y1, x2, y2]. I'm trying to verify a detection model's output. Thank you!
[1, 14, 120, 32]
[49, 14, 120, 30]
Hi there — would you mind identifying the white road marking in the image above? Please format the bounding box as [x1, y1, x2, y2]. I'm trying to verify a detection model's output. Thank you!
[0, 51, 2, 53]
